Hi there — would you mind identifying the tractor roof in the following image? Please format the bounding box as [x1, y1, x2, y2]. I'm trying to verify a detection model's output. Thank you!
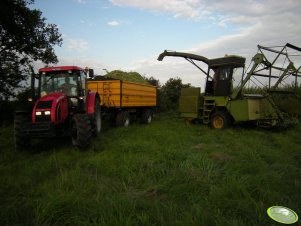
[209, 55, 245, 68]
[39, 66, 84, 72]
[158, 50, 245, 68]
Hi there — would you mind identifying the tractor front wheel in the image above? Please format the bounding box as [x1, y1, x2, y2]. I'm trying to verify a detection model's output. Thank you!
[210, 111, 232, 129]
[14, 114, 30, 151]
[72, 114, 92, 149]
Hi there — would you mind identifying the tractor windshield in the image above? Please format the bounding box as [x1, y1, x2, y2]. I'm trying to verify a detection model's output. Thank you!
[40, 71, 79, 97]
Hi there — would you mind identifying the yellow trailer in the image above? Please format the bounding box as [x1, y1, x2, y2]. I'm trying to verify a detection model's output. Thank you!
[87, 78, 157, 126]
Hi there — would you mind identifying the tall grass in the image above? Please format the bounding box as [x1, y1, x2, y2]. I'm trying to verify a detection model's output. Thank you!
[0, 114, 300, 225]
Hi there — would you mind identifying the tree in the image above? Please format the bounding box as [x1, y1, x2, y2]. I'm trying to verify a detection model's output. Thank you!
[159, 77, 190, 111]
[0, 0, 62, 98]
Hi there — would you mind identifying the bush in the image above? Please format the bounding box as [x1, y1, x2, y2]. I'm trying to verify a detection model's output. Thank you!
[0, 101, 15, 125]
[158, 77, 190, 111]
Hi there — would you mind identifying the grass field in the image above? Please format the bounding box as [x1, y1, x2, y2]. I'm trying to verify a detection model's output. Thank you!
[0, 113, 300, 226]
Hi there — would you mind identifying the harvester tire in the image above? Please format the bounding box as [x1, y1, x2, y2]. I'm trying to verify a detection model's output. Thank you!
[210, 111, 232, 129]
[141, 109, 152, 124]
[91, 98, 101, 136]
[14, 114, 30, 150]
[116, 111, 130, 127]
[72, 114, 92, 149]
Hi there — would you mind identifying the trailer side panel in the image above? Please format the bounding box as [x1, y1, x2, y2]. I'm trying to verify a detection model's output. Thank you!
[87, 80, 156, 108]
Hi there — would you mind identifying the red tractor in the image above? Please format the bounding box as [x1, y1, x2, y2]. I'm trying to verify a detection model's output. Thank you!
[14, 66, 101, 150]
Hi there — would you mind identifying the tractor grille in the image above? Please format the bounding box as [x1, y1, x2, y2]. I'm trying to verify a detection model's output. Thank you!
[36, 115, 51, 122]
[36, 100, 52, 109]
[24, 122, 55, 138]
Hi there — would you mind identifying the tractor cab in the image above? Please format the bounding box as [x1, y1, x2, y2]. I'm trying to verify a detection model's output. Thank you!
[38, 66, 88, 111]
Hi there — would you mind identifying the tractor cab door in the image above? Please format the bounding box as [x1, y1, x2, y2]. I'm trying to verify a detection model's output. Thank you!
[78, 70, 86, 96]
[212, 66, 233, 96]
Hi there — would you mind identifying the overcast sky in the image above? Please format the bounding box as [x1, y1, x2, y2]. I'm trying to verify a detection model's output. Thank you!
[33, 0, 301, 87]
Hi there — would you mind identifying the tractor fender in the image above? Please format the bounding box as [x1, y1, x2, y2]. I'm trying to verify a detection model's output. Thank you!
[86, 92, 100, 114]
[210, 107, 228, 116]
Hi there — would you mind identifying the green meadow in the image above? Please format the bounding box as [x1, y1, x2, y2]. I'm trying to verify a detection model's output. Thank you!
[0, 113, 300, 226]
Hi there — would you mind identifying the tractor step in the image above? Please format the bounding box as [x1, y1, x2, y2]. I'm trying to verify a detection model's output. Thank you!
[202, 100, 215, 124]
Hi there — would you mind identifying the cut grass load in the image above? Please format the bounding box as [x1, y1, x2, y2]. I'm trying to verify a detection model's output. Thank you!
[0, 113, 300, 226]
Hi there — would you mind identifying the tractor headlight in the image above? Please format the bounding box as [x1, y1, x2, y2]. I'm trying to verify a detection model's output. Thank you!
[35, 111, 42, 116]
[44, 110, 51, 115]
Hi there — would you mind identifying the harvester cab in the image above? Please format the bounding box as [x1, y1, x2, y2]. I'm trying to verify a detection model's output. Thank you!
[158, 43, 300, 129]
[158, 50, 245, 97]
[204, 56, 245, 97]
[14, 66, 101, 150]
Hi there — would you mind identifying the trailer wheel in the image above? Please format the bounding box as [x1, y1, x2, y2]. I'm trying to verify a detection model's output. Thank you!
[210, 111, 232, 129]
[72, 114, 92, 149]
[91, 98, 101, 136]
[116, 111, 130, 127]
[14, 114, 30, 150]
[141, 109, 152, 124]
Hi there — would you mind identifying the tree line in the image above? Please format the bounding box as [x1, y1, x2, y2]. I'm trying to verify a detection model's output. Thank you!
[0, 0, 62, 99]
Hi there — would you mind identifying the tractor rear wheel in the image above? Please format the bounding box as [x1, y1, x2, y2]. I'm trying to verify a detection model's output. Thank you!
[72, 114, 92, 149]
[210, 111, 232, 129]
[14, 114, 30, 150]
[141, 109, 152, 124]
[116, 111, 130, 127]
[91, 98, 101, 136]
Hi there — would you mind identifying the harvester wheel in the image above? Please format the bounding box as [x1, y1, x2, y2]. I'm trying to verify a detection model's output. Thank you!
[116, 111, 130, 127]
[141, 109, 152, 124]
[91, 98, 101, 136]
[14, 114, 30, 150]
[210, 111, 232, 129]
[72, 114, 92, 149]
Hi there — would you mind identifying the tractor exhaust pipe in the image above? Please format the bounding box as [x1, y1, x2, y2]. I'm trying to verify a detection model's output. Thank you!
[30, 66, 36, 102]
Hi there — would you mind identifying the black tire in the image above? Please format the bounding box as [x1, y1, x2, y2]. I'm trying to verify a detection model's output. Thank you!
[141, 109, 152, 124]
[91, 98, 101, 136]
[71, 114, 92, 149]
[116, 111, 130, 127]
[210, 111, 232, 129]
[14, 114, 30, 150]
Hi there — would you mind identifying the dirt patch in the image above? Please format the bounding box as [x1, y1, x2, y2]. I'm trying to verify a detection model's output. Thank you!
[191, 143, 225, 150]
[191, 143, 205, 150]
[210, 151, 234, 163]
[125, 186, 167, 201]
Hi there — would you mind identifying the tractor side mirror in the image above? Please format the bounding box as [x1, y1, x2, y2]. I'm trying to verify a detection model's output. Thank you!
[88, 69, 94, 78]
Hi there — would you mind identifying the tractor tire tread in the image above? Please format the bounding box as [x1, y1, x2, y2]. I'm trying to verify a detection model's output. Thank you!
[210, 111, 232, 129]
[116, 111, 130, 127]
[72, 114, 92, 150]
[141, 109, 152, 124]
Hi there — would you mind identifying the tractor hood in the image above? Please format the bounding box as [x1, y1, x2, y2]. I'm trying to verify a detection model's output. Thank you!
[38, 92, 66, 104]
[32, 92, 69, 124]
